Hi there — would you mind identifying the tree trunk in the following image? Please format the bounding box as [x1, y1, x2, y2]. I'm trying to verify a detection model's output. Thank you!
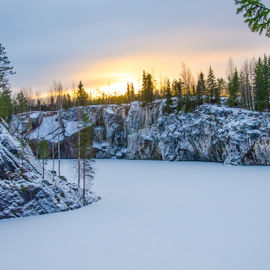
[83, 158, 86, 201]
[52, 142, 55, 181]
[77, 108, 81, 186]
[57, 110, 61, 176]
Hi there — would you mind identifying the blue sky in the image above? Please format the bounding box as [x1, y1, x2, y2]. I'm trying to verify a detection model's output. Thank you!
[1, 0, 269, 94]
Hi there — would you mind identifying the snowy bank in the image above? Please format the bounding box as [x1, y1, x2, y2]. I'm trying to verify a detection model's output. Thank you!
[0, 120, 99, 220]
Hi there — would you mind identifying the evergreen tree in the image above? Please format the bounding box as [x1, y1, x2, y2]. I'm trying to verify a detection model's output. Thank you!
[0, 44, 15, 121]
[228, 69, 240, 107]
[172, 79, 183, 110]
[16, 90, 28, 113]
[254, 57, 269, 111]
[206, 66, 217, 103]
[0, 43, 15, 91]
[76, 81, 88, 106]
[235, 0, 270, 37]
[129, 83, 135, 102]
[163, 79, 173, 114]
[141, 71, 154, 105]
[126, 83, 130, 103]
[196, 72, 206, 104]
[66, 93, 72, 109]
[62, 94, 68, 110]
[217, 78, 226, 98]
[0, 89, 13, 122]
[49, 95, 55, 111]
[79, 109, 94, 201]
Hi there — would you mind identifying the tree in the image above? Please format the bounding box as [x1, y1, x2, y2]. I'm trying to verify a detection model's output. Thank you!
[206, 66, 217, 103]
[163, 79, 173, 114]
[239, 60, 253, 110]
[228, 69, 240, 107]
[52, 81, 63, 177]
[254, 57, 269, 111]
[235, 0, 270, 37]
[0, 89, 13, 121]
[16, 90, 28, 114]
[76, 81, 88, 106]
[126, 83, 136, 103]
[39, 140, 49, 179]
[0, 43, 15, 91]
[172, 79, 183, 110]
[141, 71, 154, 105]
[0, 44, 15, 121]
[217, 78, 227, 98]
[80, 110, 94, 201]
[196, 72, 206, 104]
[77, 107, 81, 187]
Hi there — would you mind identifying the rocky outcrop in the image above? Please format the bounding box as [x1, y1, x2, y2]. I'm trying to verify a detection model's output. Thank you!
[10, 101, 270, 165]
[0, 120, 99, 220]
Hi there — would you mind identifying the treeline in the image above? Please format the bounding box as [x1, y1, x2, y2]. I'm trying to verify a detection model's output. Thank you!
[2, 40, 270, 124]
[10, 57, 270, 117]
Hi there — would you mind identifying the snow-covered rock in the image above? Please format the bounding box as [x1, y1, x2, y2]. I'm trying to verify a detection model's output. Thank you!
[10, 102, 270, 165]
[0, 120, 99, 220]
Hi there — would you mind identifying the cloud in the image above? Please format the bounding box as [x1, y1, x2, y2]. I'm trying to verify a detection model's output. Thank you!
[2, 0, 269, 93]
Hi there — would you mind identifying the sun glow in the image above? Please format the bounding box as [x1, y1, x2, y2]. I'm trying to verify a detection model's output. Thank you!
[87, 80, 139, 98]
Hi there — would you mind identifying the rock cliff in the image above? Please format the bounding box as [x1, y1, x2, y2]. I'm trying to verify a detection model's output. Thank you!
[10, 101, 270, 165]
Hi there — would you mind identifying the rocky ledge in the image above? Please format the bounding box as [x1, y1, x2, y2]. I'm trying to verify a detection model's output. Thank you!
[10, 101, 270, 165]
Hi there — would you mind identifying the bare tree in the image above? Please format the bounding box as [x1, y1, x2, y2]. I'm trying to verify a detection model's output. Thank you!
[77, 107, 81, 186]
[52, 81, 63, 177]
[180, 63, 194, 97]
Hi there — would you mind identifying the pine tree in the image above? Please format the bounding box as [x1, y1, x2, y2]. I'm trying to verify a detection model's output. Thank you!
[126, 83, 131, 103]
[206, 66, 217, 103]
[76, 81, 88, 106]
[235, 0, 270, 37]
[254, 57, 269, 111]
[66, 93, 72, 109]
[196, 72, 206, 105]
[172, 79, 183, 110]
[0, 44, 15, 121]
[80, 110, 94, 201]
[228, 69, 240, 107]
[163, 79, 173, 114]
[130, 83, 135, 102]
[141, 71, 154, 105]
[16, 90, 28, 114]
[0, 43, 15, 91]
[0, 89, 13, 121]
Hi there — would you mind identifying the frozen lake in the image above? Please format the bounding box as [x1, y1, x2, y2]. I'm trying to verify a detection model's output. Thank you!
[0, 160, 270, 270]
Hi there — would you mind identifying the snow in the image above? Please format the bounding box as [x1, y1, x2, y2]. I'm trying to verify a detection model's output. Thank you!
[0, 160, 270, 270]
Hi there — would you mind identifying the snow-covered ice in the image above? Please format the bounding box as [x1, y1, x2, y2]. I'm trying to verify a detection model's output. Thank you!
[0, 160, 270, 270]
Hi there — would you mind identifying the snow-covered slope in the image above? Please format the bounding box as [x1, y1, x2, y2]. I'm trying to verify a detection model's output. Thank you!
[11, 101, 270, 165]
[0, 120, 99, 220]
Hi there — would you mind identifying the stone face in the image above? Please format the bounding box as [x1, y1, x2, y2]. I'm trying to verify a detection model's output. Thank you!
[0, 120, 99, 220]
[10, 101, 270, 165]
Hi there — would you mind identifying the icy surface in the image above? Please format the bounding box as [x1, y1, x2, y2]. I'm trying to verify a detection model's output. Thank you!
[0, 159, 269, 270]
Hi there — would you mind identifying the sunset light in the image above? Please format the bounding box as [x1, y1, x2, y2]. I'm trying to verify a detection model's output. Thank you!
[2, 1, 270, 269]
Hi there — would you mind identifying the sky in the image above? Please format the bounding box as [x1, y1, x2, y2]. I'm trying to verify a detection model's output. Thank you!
[1, 0, 269, 96]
